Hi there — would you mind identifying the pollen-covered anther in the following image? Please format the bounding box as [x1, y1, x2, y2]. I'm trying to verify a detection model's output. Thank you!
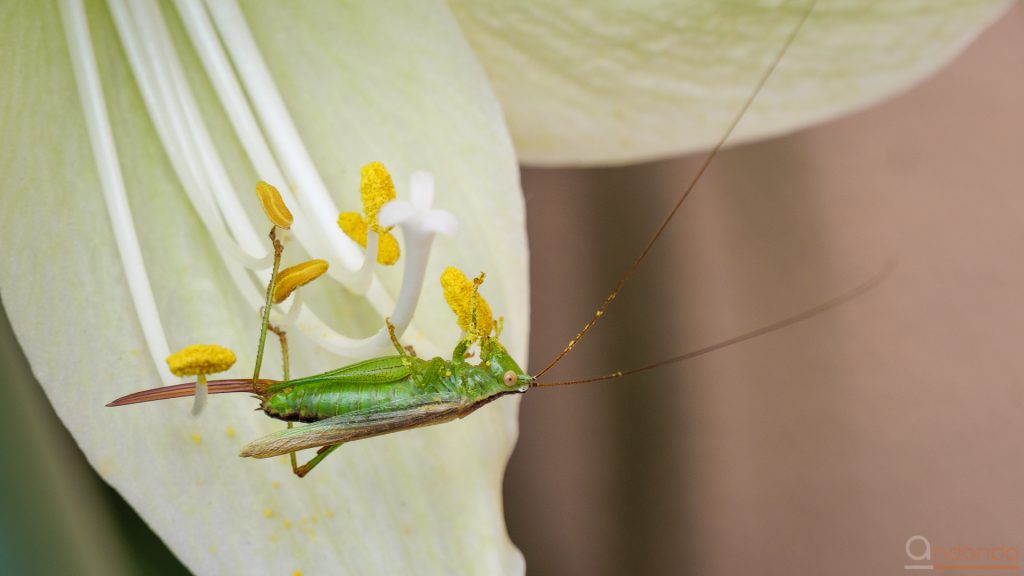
[360, 161, 396, 231]
[273, 259, 329, 304]
[256, 181, 293, 229]
[166, 344, 237, 377]
[440, 266, 494, 338]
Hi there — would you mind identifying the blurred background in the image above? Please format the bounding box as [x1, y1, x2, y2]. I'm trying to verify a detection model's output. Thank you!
[2, 3, 1023, 575]
[507, 3, 1024, 575]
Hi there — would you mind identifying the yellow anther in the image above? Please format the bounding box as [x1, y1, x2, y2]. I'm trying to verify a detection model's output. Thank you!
[273, 259, 329, 303]
[337, 212, 400, 265]
[440, 267, 494, 338]
[360, 162, 396, 231]
[255, 181, 293, 229]
[166, 344, 236, 377]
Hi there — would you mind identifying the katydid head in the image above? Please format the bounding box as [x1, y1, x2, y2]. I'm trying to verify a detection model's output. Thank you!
[440, 267, 532, 391]
[481, 338, 532, 392]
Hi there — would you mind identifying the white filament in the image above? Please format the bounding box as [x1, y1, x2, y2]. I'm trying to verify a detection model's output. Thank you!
[109, 0, 270, 271]
[58, 0, 175, 385]
[191, 374, 208, 416]
[171, 0, 335, 275]
[201, 0, 366, 274]
[106, 0, 266, 318]
[67, 0, 460, 380]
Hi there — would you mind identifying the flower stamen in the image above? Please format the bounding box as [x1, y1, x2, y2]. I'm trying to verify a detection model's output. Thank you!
[166, 344, 237, 415]
[441, 267, 494, 341]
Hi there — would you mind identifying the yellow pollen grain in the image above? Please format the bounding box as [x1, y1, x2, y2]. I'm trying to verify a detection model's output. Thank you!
[255, 181, 293, 229]
[440, 267, 494, 337]
[337, 212, 400, 265]
[294, 571, 303, 576]
[272, 481, 281, 489]
[359, 161, 396, 230]
[273, 259, 329, 303]
[283, 519, 292, 529]
[325, 510, 335, 519]
[191, 433, 202, 445]
[225, 426, 236, 438]
[263, 508, 273, 518]
[166, 344, 236, 377]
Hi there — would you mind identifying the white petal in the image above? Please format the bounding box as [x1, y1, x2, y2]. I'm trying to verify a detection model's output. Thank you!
[378, 199, 417, 227]
[450, 0, 1014, 165]
[0, 1, 527, 575]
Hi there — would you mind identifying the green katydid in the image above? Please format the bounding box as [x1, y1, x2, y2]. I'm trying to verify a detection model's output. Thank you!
[108, 0, 882, 479]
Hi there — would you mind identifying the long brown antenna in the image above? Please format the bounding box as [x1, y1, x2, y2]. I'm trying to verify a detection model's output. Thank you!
[533, 0, 818, 380]
[536, 262, 892, 388]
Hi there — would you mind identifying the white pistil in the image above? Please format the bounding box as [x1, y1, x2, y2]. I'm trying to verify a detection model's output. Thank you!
[379, 172, 459, 235]
[379, 171, 458, 334]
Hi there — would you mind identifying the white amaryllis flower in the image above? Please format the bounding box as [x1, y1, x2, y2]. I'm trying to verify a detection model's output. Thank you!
[0, 1, 1013, 575]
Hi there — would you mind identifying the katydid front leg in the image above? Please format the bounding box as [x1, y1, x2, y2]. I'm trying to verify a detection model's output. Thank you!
[385, 317, 416, 357]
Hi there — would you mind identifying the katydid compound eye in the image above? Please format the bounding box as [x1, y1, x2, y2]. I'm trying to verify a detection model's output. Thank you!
[503, 371, 518, 387]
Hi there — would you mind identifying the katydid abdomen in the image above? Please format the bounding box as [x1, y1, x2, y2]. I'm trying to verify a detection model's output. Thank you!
[261, 356, 484, 422]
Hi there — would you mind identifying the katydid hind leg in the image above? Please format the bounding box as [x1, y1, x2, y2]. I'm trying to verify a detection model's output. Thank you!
[292, 444, 343, 478]
[271, 326, 298, 471]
